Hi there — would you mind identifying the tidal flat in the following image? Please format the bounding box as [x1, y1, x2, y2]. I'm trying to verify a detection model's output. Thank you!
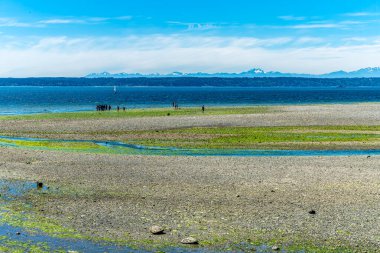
[0, 103, 379, 252]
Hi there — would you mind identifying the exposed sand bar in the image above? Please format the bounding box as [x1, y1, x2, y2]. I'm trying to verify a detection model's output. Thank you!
[0, 104, 379, 136]
[0, 103, 379, 251]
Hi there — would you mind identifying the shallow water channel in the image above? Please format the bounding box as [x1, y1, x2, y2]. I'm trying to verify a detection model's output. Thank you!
[0, 135, 379, 157]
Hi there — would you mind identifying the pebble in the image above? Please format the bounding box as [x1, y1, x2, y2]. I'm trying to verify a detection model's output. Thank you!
[272, 245, 280, 251]
[149, 225, 164, 235]
[309, 210, 316, 215]
[181, 237, 198, 244]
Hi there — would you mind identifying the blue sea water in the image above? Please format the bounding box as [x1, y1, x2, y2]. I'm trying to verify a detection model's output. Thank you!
[0, 86, 380, 114]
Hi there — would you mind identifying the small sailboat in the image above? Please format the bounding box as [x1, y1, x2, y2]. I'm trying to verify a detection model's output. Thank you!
[113, 86, 117, 94]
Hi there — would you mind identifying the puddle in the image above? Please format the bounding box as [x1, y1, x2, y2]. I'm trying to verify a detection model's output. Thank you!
[0, 135, 379, 157]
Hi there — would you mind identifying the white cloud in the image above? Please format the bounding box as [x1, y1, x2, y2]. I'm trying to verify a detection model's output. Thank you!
[115, 16, 133, 20]
[0, 35, 380, 77]
[39, 16, 133, 25]
[168, 21, 219, 30]
[294, 37, 325, 44]
[288, 23, 342, 29]
[0, 18, 38, 27]
[345, 12, 380, 17]
[39, 19, 85, 24]
[278, 15, 306, 21]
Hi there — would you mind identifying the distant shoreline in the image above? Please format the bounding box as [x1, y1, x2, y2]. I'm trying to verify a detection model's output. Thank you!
[0, 76, 380, 87]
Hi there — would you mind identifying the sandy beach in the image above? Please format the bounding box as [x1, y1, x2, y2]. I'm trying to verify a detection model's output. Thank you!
[0, 103, 379, 252]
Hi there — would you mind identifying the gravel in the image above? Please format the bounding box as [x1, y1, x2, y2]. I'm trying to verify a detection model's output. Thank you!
[0, 103, 378, 250]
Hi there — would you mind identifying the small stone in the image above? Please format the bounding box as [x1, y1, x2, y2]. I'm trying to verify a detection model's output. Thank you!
[236, 194, 240, 198]
[149, 225, 164, 235]
[181, 237, 198, 244]
[367, 155, 371, 158]
[309, 210, 316, 215]
[16, 232, 20, 235]
[272, 245, 280, 251]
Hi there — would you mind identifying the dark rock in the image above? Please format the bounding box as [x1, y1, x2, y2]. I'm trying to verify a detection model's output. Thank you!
[36, 181, 43, 189]
[309, 210, 316, 215]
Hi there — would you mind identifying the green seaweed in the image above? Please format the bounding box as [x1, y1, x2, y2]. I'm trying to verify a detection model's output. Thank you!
[127, 126, 380, 150]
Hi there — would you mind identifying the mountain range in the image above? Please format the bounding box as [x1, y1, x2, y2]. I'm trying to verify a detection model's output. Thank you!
[86, 67, 380, 78]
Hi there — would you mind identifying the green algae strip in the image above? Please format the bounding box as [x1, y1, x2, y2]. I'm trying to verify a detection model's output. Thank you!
[0, 125, 380, 152]
[127, 125, 380, 150]
[0, 138, 98, 149]
[0, 106, 272, 120]
[0, 138, 110, 153]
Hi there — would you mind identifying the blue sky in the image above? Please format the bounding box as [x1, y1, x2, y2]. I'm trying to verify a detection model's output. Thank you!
[0, 0, 380, 76]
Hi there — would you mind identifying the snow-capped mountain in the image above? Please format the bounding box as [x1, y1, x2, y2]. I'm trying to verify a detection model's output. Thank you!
[85, 67, 380, 78]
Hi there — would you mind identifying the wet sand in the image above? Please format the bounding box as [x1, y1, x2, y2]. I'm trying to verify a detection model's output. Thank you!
[0, 103, 379, 251]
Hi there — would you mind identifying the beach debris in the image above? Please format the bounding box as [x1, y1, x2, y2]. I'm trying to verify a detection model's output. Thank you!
[149, 225, 165, 235]
[180, 237, 198, 244]
[36, 181, 44, 189]
[367, 155, 371, 158]
[272, 245, 280, 251]
[308, 210, 316, 215]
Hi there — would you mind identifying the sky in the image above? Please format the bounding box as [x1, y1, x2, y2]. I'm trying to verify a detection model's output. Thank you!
[0, 0, 380, 77]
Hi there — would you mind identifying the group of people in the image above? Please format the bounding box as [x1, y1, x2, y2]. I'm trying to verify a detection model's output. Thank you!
[96, 105, 126, 111]
[97, 103, 205, 112]
[96, 104, 111, 111]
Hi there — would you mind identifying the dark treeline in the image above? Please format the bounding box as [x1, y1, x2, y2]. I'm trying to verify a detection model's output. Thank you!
[0, 77, 380, 87]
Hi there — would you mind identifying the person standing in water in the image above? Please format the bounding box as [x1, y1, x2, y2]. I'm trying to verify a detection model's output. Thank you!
[202, 105, 205, 113]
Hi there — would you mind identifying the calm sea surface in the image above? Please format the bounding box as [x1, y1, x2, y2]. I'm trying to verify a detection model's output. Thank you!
[1, 86, 380, 115]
